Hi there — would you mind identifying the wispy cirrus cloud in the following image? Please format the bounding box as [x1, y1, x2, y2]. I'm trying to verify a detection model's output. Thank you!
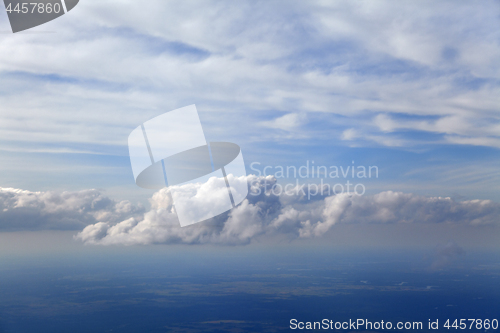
[1, 0, 499, 206]
[0, 0, 499, 151]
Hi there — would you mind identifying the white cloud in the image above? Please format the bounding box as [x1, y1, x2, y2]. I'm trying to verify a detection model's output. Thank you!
[0, 0, 499, 150]
[0, 176, 497, 243]
[341, 128, 358, 141]
[373, 114, 500, 139]
[260, 113, 306, 131]
[372, 113, 500, 148]
[0, 187, 144, 230]
[74, 176, 500, 246]
[445, 136, 500, 149]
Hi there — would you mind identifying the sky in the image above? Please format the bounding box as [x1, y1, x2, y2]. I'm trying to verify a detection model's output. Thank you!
[0, 0, 499, 252]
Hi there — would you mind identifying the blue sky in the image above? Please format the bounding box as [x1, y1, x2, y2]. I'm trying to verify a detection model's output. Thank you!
[0, 1, 499, 249]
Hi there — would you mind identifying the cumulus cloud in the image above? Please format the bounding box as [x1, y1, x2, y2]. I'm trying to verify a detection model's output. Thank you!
[0, 187, 144, 231]
[1, 176, 497, 243]
[75, 176, 500, 246]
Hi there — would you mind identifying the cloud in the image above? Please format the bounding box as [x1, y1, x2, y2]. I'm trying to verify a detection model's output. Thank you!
[74, 176, 500, 246]
[260, 113, 307, 131]
[0, 187, 144, 231]
[341, 128, 358, 141]
[427, 241, 466, 270]
[0, 0, 499, 152]
[445, 135, 500, 149]
[0, 175, 498, 243]
[373, 113, 500, 148]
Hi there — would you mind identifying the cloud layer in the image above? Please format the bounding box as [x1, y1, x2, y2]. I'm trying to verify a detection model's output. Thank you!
[0, 187, 144, 231]
[0, 0, 499, 151]
[74, 176, 499, 245]
[1, 0, 499, 202]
